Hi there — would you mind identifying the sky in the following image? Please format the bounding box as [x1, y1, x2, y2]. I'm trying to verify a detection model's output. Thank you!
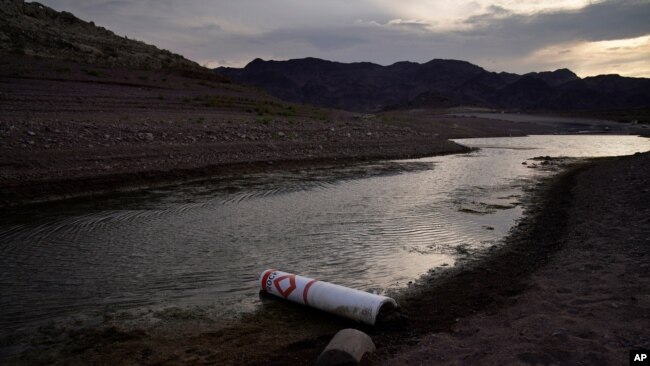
[37, 0, 650, 77]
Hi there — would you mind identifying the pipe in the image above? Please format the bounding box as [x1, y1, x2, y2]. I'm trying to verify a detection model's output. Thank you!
[258, 269, 397, 325]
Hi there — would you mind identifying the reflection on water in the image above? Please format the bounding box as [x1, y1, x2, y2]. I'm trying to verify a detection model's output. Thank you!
[0, 135, 648, 338]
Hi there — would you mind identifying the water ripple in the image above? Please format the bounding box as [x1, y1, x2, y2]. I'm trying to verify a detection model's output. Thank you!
[1, 135, 649, 335]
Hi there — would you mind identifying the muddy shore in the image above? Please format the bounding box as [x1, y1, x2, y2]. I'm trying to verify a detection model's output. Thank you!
[5, 151, 647, 365]
[2, 55, 604, 207]
[377, 151, 650, 365]
[0, 55, 463, 206]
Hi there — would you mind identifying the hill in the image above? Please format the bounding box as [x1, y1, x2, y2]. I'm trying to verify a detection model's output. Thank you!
[217, 58, 650, 113]
[0, 1, 477, 206]
[0, 0, 202, 71]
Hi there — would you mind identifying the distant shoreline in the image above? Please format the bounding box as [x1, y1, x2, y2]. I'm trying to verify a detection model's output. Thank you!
[0, 141, 470, 207]
[6, 56, 647, 207]
[5, 54, 648, 207]
[0, 55, 555, 208]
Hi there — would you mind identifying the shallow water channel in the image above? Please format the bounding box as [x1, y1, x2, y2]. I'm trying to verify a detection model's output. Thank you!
[1, 135, 649, 339]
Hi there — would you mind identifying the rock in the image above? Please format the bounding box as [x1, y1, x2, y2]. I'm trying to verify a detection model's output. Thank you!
[137, 132, 154, 141]
[26, 130, 36, 136]
[316, 329, 375, 366]
[277, 131, 285, 137]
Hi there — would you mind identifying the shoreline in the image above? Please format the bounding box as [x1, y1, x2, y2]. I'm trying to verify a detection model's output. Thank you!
[1, 55, 494, 208]
[8, 151, 642, 365]
[0, 139, 470, 207]
[5, 55, 632, 208]
[258, 155, 593, 365]
[378, 151, 650, 365]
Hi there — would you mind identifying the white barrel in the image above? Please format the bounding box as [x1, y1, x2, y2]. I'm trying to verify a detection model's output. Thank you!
[259, 269, 397, 325]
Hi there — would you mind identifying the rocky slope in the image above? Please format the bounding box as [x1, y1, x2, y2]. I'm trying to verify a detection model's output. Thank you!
[0, 54, 482, 206]
[0, 0, 202, 71]
[217, 58, 650, 113]
[0, 1, 540, 207]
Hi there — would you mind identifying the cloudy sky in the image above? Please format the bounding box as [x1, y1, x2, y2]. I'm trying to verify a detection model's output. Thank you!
[38, 0, 650, 77]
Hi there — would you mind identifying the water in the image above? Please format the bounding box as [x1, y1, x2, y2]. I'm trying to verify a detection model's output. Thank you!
[1, 135, 648, 338]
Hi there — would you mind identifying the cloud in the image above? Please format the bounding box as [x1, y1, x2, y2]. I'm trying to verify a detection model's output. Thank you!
[385, 18, 431, 31]
[34, 0, 650, 76]
[188, 22, 222, 34]
[252, 27, 367, 51]
[354, 18, 433, 33]
[464, 5, 512, 26]
[463, 0, 650, 44]
[448, 0, 650, 74]
[523, 35, 650, 77]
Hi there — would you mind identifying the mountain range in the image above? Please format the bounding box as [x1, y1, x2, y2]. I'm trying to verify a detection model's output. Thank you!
[217, 58, 650, 113]
[3, 0, 648, 115]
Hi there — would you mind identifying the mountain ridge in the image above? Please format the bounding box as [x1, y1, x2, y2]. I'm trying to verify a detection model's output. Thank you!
[217, 57, 650, 112]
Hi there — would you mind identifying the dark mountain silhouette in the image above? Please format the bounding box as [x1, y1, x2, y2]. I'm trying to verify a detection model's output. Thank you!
[217, 58, 650, 112]
[524, 69, 579, 87]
